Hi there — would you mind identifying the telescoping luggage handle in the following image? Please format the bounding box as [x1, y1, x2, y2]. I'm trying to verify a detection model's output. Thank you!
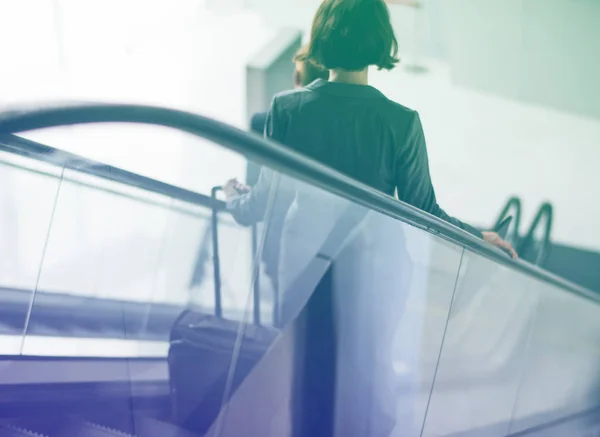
[211, 186, 261, 325]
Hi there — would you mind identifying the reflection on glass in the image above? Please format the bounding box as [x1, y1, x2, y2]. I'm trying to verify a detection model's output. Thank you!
[221, 172, 465, 437]
[0, 120, 469, 436]
[1, 119, 596, 437]
[0, 149, 63, 355]
[509, 285, 600, 434]
[329, 204, 464, 437]
[0, 124, 259, 436]
[422, 253, 542, 437]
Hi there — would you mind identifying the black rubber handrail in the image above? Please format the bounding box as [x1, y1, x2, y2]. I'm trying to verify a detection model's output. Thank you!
[0, 103, 596, 304]
[493, 196, 522, 245]
[0, 133, 220, 212]
[518, 202, 553, 267]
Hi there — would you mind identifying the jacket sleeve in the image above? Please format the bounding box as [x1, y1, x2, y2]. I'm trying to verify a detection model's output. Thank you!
[250, 112, 267, 135]
[228, 98, 289, 226]
[227, 167, 279, 226]
[394, 112, 482, 238]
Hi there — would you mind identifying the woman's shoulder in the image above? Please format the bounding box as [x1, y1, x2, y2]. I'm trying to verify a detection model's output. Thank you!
[376, 93, 417, 119]
[269, 87, 318, 118]
[371, 94, 420, 133]
[273, 87, 313, 105]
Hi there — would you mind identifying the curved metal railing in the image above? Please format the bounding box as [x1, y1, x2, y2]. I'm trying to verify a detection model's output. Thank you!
[518, 202, 553, 267]
[493, 196, 522, 246]
[0, 103, 595, 304]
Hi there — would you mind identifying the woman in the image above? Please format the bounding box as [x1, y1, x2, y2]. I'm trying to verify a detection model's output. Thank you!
[225, 0, 516, 257]
[225, 1, 515, 435]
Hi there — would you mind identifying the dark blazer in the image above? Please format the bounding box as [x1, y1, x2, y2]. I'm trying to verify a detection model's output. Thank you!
[250, 111, 268, 135]
[230, 79, 480, 238]
[246, 112, 268, 186]
[246, 111, 282, 285]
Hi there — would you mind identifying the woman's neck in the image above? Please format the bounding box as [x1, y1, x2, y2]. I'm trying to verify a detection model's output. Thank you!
[329, 68, 369, 85]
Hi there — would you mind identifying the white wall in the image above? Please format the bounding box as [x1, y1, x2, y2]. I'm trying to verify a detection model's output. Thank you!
[444, 0, 600, 120]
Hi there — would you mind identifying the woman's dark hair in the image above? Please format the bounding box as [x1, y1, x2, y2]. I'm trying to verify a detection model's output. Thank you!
[298, 0, 399, 72]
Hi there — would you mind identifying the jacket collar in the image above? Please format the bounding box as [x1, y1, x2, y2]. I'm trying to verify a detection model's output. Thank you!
[306, 79, 385, 99]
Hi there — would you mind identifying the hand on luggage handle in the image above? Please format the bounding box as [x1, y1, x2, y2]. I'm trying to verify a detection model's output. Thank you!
[211, 184, 261, 325]
[221, 179, 251, 201]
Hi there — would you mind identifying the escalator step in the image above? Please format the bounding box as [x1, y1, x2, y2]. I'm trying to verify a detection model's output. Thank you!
[61, 420, 135, 437]
[132, 415, 197, 437]
[0, 424, 48, 437]
[10, 416, 135, 437]
[4, 415, 198, 437]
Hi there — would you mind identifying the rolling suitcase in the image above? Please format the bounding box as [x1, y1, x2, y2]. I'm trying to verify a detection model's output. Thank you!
[168, 186, 277, 435]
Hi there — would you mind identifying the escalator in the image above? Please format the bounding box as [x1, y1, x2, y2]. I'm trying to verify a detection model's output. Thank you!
[518, 203, 553, 267]
[0, 105, 599, 436]
[492, 196, 522, 247]
[491, 197, 553, 267]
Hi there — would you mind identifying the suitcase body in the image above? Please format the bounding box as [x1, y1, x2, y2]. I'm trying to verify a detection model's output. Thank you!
[168, 186, 277, 435]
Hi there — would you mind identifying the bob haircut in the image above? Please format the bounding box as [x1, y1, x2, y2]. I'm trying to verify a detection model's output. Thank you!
[298, 0, 399, 72]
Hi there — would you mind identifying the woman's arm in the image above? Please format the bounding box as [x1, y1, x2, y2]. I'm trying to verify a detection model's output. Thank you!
[394, 111, 482, 237]
[394, 112, 517, 257]
[226, 168, 279, 226]
[226, 98, 289, 226]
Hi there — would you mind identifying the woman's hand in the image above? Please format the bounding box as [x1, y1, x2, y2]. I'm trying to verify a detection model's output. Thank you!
[222, 178, 251, 200]
[482, 231, 518, 259]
